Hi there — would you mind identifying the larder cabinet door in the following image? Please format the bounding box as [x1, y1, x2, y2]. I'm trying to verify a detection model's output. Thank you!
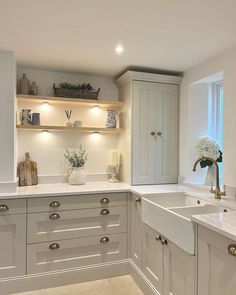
[132, 81, 157, 185]
[0, 214, 26, 278]
[164, 239, 195, 295]
[130, 194, 142, 268]
[156, 83, 178, 184]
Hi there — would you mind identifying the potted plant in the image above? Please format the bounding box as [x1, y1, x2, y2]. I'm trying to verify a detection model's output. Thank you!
[194, 136, 222, 185]
[64, 146, 87, 185]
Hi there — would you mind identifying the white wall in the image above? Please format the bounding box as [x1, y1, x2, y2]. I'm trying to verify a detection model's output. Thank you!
[17, 67, 118, 100]
[180, 46, 236, 186]
[183, 83, 209, 183]
[0, 50, 16, 192]
[17, 67, 119, 180]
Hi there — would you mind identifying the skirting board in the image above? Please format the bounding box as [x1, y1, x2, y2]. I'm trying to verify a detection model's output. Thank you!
[0, 259, 159, 295]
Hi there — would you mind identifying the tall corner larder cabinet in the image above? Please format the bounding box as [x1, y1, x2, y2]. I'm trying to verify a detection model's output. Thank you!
[116, 71, 182, 185]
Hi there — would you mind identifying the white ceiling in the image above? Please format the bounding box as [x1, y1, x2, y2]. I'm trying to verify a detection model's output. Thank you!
[1, 0, 236, 76]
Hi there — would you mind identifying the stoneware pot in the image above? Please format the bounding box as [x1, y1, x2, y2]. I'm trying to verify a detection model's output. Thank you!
[68, 167, 86, 185]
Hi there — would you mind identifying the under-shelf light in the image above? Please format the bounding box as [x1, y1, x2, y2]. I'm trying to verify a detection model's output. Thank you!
[41, 101, 50, 110]
[41, 129, 49, 133]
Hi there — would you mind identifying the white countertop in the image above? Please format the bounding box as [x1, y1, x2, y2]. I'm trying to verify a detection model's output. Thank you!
[1, 181, 236, 241]
[192, 211, 236, 241]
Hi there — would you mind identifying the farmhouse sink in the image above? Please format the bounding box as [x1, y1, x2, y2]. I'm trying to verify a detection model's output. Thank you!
[142, 194, 227, 255]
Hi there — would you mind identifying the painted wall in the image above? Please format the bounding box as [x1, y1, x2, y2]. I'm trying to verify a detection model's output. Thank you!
[17, 67, 119, 180]
[0, 50, 17, 192]
[180, 46, 236, 186]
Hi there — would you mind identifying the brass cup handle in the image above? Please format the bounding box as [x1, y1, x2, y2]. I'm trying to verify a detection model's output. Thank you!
[100, 209, 110, 215]
[228, 244, 236, 256]
[0, 204, 9, 212]
[100, 198, 110, 205]
[49, 201, 61, 208]
[100, 237, 109, 243]
[49, 213, 60, 220]
[49, 243, 60, 250]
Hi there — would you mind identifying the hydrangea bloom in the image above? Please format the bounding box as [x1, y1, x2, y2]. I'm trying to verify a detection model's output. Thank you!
[194, 136, 221, 161]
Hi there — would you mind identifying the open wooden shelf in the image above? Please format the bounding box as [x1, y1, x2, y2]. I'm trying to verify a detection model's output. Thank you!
[16, 125, 121, 133]
[17, 94, 123, 109]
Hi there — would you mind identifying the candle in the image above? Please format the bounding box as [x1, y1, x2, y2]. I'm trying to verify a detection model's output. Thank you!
[109, 150, 119, 166]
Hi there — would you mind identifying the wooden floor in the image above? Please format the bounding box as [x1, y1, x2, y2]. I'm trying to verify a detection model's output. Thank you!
[14, 275, 143, 295]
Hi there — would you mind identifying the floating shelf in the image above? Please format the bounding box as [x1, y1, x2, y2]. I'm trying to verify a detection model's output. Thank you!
[17, 94, 123, 109]
[16, 125, 121, 133]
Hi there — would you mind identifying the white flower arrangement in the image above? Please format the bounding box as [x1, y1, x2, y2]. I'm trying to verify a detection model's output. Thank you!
[194, 136, 222, 168]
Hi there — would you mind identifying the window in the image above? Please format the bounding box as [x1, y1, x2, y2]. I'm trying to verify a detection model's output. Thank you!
[208, 80, 224, 178]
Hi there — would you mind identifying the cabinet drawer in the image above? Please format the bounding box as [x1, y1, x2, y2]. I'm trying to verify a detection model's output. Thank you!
[0, 199, 26, 215]
[27, 206, 127, 243]
[27, 233, 127, 274]
[27, 193, 128, 213]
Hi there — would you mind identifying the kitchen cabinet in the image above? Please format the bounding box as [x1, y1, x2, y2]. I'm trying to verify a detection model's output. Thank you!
[116, 71, 181, 185]
[132, 81, 178, 185]
[130, 194, 142, 268]
[197, 225, 236, 295]
[0, 199, 26, 279]
[164, 239, 195, 295]
[142, 224, 164, 293]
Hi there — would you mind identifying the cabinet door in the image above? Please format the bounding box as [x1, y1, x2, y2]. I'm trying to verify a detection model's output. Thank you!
[0, 214, 26, 278]
[132, 81, 157, 185]
[164, 240, 195, 295]
[198, 225, 236, 295]
[130, 194, 142, 268]
[156, 83, 178, 184]
[142, 224, 164, 293]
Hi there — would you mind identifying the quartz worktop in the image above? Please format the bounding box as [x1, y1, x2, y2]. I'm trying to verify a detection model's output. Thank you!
[1, 181, 236, 241]
[192, 211, 236, 241]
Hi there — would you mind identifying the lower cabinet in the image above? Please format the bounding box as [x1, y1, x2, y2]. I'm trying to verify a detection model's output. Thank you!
[0, 213, 26, 278]
[27, 233, 127, 274]
[197, 225, 236, 295]
[164, 240, 195, 295]
[142, 224, 164, 293]
[130, 194, 195, 295]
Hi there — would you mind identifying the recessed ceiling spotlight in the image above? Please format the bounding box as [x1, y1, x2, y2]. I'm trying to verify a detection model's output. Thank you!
[115, 45, 124, 55]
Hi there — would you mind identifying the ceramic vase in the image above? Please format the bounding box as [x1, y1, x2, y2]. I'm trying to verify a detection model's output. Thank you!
[29, 82, 39, 95]
[19, 73, 30, 94]
[68, 167, 86, 185]
[106, 110, 119, 128]
[205, 165, 216, 186]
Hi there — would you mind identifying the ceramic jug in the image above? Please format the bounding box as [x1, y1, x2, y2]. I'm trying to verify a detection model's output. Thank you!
[19, 109, 32, 125]
[19, 73, 30, 94]
[68, 167, 86, 185]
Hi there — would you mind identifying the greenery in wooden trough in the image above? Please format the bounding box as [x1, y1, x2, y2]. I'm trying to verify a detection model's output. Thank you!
[59, 82, 93, 90]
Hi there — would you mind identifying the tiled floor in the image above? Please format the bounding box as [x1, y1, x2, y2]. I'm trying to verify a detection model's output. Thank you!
[14, 275, 143, 295]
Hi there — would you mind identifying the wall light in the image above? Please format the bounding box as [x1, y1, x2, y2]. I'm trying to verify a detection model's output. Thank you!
[41, 101, 50, 110]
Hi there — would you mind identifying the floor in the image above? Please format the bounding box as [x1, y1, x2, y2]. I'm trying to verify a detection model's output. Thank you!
[14, 275, 144, 295]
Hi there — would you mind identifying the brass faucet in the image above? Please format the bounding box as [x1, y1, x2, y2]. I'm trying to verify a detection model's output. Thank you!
[192, 157, 226, 199]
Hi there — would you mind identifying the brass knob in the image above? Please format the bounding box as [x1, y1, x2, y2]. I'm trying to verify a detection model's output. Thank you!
[157, 131, 162, 136]
[228, 244, 236, 256]
[150, 131, 156, 136]
[100, 209, 110, 215]
[49, 243, 60, 250]
[161, 237, 168, 245]
[49, 201, 61, 208]
[156, 235, 161, 242]
[100, 237, 109, 243]
[0, 204, 9, 212]
[135, 198, 141, 203]
[100, 198, 110, 205]
[49, 213, 60, 220]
